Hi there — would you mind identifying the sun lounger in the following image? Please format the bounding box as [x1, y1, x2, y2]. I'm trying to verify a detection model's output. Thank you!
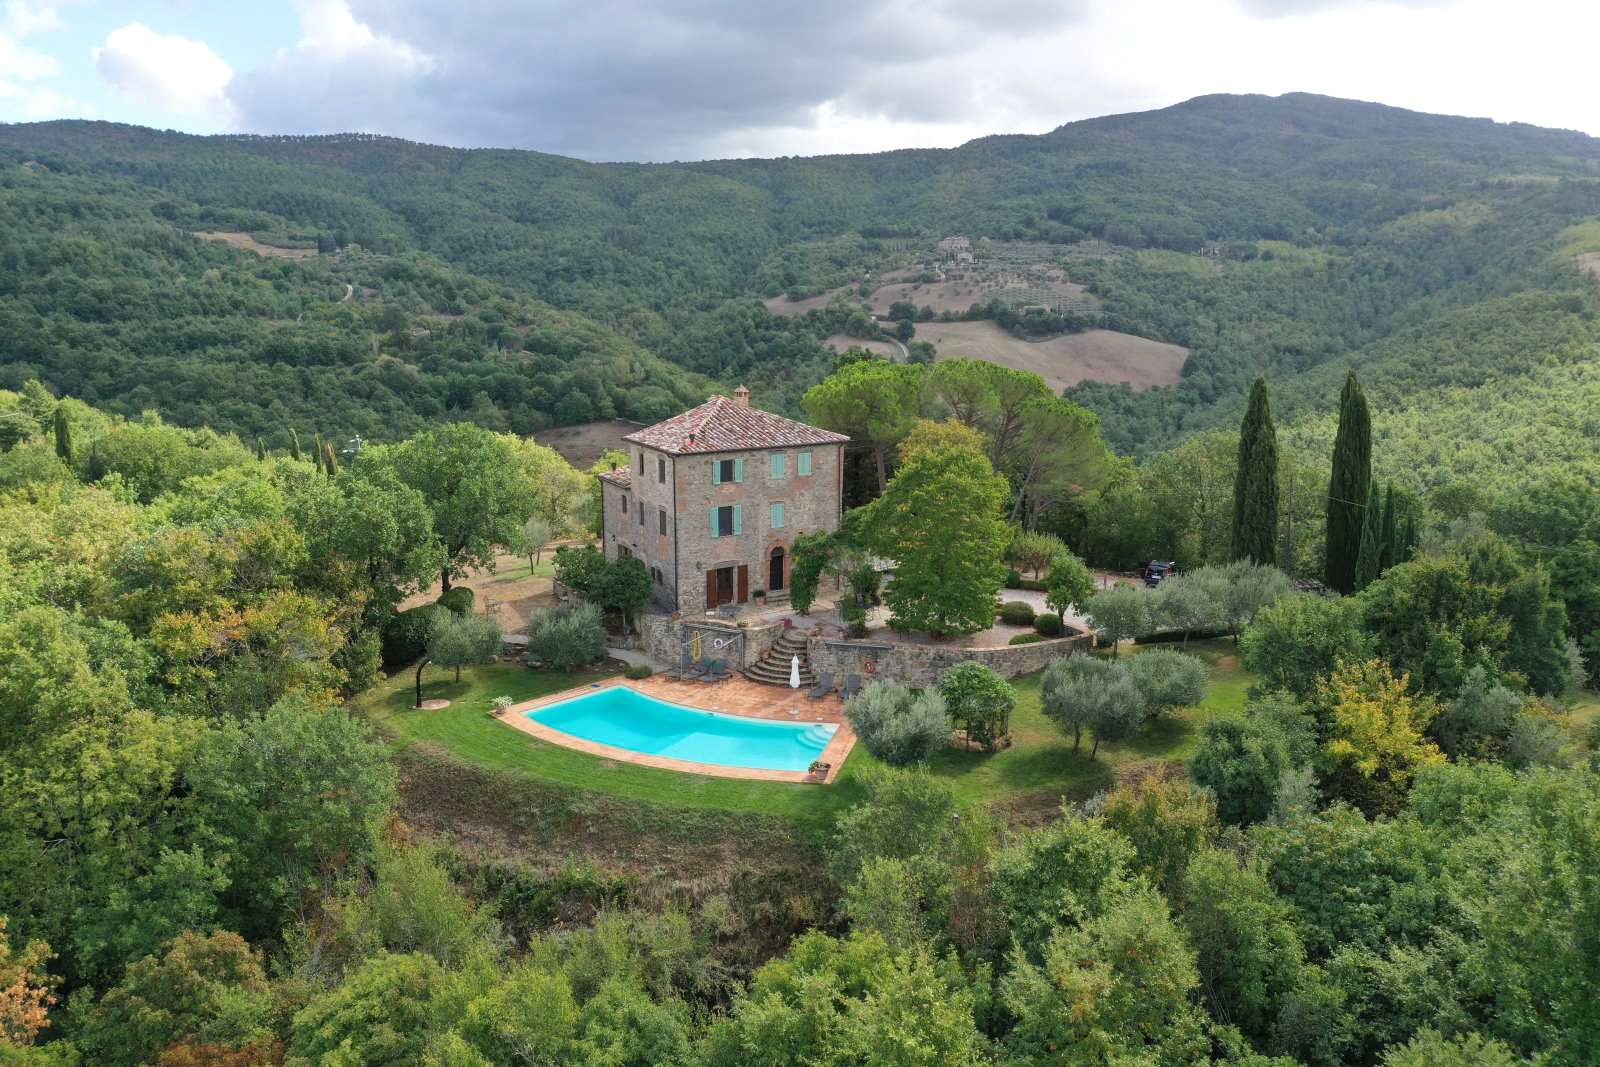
[839, 673, 863, 701]
[807, 671, 836, 700]
[703, 657, 731, 682]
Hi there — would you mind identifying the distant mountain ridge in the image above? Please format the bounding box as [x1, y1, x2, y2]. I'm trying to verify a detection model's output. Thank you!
[4, 92, 1600, 484]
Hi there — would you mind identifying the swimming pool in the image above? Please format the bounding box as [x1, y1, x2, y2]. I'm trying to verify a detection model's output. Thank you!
[527, 686, 837, 772]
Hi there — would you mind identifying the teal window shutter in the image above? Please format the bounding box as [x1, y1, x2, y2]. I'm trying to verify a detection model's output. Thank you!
[733, 458, 745, 483]
[771, 502, 785, 529]
[733, 504, 743, 536]
[710, 507, 719, 538]
[798, 451, 813, 476]
[771, 453, 786, 479]
[712, 461, 722, 485]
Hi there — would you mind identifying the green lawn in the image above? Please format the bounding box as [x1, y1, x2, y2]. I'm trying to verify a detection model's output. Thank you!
[360, 640, 1255, 832]
[490, 559, 555, 582]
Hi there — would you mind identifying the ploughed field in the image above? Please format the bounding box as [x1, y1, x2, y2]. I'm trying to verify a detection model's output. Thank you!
[915, 321, 1189, 393]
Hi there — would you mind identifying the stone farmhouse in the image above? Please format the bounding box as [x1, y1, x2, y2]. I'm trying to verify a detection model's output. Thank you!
[597, 386, 848, 615]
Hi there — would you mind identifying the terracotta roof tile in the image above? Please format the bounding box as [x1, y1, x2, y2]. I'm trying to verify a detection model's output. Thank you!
[623, 393, 848, 455]
[597, 465, 632, 488]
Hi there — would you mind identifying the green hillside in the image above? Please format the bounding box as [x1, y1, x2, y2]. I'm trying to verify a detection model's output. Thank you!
[5, 92, 1600, 466]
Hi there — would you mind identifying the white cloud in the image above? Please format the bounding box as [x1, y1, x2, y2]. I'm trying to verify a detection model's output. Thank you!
[4, 1, 67, 37]
[0, 80, 75, 117]
[93, 21, 234, 118]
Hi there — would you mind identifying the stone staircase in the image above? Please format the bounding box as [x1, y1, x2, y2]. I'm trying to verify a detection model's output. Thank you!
[745, 629, 816, 689]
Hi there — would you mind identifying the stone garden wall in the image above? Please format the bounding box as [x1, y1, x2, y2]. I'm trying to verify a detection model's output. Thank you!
[806, 630, 1092, 688]
[639, 612, 1092, 685]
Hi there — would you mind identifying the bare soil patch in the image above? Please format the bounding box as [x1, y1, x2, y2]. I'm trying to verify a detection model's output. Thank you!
[401, 550, 558, 634]
[823, 334, 902, 360]
[1578, 252, 1600, 279]
[762, 287, 858, 316]
[192, 231, 320, 259]
[417, 699, 451, 710]
[534, 418, 639, 469]
[912, 321, 1187, 393]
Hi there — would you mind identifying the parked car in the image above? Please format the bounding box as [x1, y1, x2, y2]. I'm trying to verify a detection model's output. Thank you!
[1143, 560, 1177, 587]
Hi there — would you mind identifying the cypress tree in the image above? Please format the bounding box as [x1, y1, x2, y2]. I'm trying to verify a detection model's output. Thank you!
[255, 438, 266, 461]
[1378, 482, 1398, 572]
[322, 441, 338, 476]
[1324, 370, 1371, 593]
[289, 427, 303, 462]
[1231, 377, 1279, 565]
[52, 407, 72, 464]
[1354, 481, 1383, 590]
[86, 439, 105, 482]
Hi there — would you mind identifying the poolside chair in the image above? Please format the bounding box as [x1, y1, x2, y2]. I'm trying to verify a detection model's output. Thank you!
[665, 650, 694, 680]
[807, 670, 836, 700]
[703, 657, 731, 683]
[839, 673, 864, 701]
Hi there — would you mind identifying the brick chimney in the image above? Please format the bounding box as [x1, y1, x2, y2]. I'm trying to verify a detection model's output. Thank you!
[732, 384, 751, 407]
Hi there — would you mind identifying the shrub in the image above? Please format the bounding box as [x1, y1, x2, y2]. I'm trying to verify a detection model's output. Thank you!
[552, 544, 607, 596]
[1009, 633, 1044, 646]
[1125, 648, 1210, 716]
[1034, 613, 1064, 637]
[940, 662, 1015, 751]
[845, 681, 951, 765]
[380, 605, 435, 671]
[435, 586, 475, 615]
[624, 663, 653, 680]
[1005, 568, 1024, 588]
[526, 603, 606, 671]
[841, 596, 869, 638]
[1000, 601, 1036, 626]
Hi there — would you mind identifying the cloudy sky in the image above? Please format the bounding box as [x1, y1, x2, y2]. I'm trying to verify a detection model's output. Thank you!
[2, 0, 1597, 161]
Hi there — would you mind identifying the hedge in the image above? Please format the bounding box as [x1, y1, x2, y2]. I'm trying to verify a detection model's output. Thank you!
[1034, 613, 1065, 637]
[381, 605, 437, 671]
[999, 601, 1037, 626]
[436, 587, 475, 615]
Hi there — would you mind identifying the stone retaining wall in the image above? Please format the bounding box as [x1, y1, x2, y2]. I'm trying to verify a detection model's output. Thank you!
[806, 630, 1092, 688]
[639, 613, 1092, 685]
[638, 614, 786, 671]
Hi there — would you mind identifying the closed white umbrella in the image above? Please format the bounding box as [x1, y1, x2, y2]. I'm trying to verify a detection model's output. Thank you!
[790, 654, 801, 688]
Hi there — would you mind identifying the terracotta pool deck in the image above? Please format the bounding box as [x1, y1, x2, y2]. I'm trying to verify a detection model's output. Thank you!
[496, 675, 855, 784]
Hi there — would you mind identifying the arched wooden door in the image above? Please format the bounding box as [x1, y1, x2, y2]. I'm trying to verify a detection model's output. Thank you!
[769, 546, 786, 591]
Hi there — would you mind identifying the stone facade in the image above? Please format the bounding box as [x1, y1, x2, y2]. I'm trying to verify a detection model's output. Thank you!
[600, 387, 847, 616]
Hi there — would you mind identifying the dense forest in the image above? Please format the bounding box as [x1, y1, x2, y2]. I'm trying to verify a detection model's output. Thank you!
[6, 92, 1600, 470]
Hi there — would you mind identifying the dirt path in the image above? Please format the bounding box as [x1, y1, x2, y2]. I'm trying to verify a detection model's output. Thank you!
[399, 550, 559, 633]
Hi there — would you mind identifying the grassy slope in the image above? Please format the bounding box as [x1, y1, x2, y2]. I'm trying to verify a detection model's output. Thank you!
[360, 641, 1254, 834]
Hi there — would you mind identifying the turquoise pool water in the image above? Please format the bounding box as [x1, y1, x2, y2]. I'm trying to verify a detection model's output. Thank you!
[528, 686, 835, 772]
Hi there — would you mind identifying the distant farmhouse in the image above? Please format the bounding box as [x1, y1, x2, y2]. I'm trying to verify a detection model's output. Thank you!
[598, 386, 848, 614]
[938, 234, 975, 263]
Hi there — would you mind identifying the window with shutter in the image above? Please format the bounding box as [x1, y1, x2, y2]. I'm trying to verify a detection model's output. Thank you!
[771, 453, 786, 479]
[771, 502, 784, 529]
[797, 451, 813, 476]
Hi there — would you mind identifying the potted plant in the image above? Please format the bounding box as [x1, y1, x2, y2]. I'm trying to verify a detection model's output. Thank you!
[808, 759, 831, 781]
[752, 588, 767, 606]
